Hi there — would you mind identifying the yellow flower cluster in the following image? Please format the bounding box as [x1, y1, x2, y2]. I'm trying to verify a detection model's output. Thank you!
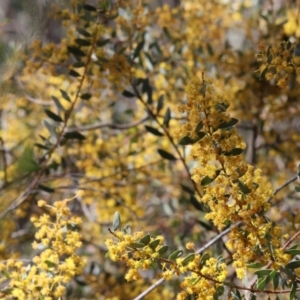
[106, 231, 228, 300]
[0, 193, 86, 300]
[256, 42, 300, 88]
[179, 77, 289, 277]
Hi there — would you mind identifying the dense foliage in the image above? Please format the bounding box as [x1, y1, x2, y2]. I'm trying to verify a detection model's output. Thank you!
[0, 0, 300, 299]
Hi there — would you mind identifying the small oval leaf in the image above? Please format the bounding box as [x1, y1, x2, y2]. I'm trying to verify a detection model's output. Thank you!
[157, 149, 177, 161]
[168, 250, 183, 260]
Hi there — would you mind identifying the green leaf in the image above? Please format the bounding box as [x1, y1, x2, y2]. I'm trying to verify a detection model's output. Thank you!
[64, 131, 86, 140]
[286, 260, 300, 269]
[75, 38, 91, 46]
[231, 291, 241, 300]
[195, 121, 203, 131]
[257, 275, 270, 290]
[80, 93, 92, 100]
[157, 95, 164, 114]
[168, 250, 183, 260]
[294, 43, 300, 57]
[190, 195, 203, 211]
[273, 272, 279, 289]
[96, 39, 110, 47]
[182, 254, 195, 266]
[223, 148, 243, 156]
[122, 90, 135, 98]
[127, 243, 145, 248]
[149, 261, 158, 269]
[142, 79, 153, 104]
[133, 40, 144, 60]
[247, 262, 264, 269]
[199, 252, 210, 267]
[207, 43, 214, 56]
[34, 143, 49, 150]
[69, 69, 81, 77]
[181, 184, 194, 195]
[201, 175, 214, 186]
[149, 239, 160, 250]
[44, 109, 63, 122]
[51, 96, 66, 112]
[44, 260, 56, 268]
[219, 118, 238, 129]
[290, 282, 297, 300]
[295, 186, 300, 192]
[267, 54, 273, 64]
[157, 245, 169, 255]
[179, 132, 206, 145]
[259, 66, 268, 80]
[60, 89, 71, 102]
[234, 179, 251, 194]
[197, 220, 213, 230]
[163, 27, 172, 40]
[112, 211, 121, 231]
[17, 146, 41, 173]
[139, 234, 151, 246]
[73, 61, 85, 68]
[38, 184, 55, 193]
[67, 46, 85, 57]
[163, 108, 171, 127]
[144, 125, 164, 137]
[254, 269, 273, 278]
[1, 270, 10, 279]
[284, 249, 300, 256]
[77, 27, 91, 37]
[83, 4, 97, 11]
[157, 149, 177, 161]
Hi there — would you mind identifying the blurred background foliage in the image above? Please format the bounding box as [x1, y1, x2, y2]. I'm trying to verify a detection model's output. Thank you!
[0, 0, 299, 299]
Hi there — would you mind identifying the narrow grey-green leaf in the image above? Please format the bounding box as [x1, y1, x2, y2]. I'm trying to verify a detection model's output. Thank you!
[112, 211, 121, 231]
[163, 108, 171, 127]
[157, 95, 164, 114]
[64, 131, 85, 140]
[44, 109, 63, 122]
[60, 89, 71, 102]
[133, 40, 144, 59]
[51, 96, 66, 112]
[122, 90, 135, 98]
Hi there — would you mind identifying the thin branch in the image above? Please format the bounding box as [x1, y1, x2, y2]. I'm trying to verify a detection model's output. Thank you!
[267, 175, 297, 203]
[0, 15, 102, 219]
[0, 137, 7, 183]
[65, 116, 149, 132]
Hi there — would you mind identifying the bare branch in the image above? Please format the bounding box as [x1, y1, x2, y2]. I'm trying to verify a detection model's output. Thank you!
[65, 116, 149, 132]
